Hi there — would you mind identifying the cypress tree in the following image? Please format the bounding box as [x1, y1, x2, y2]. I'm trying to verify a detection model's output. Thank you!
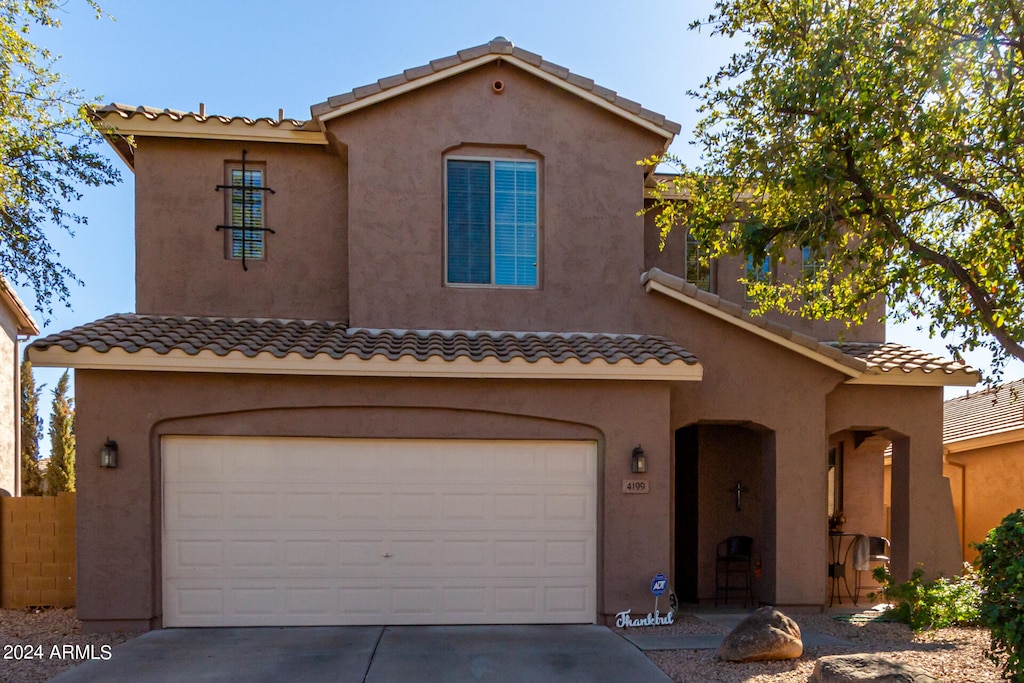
[46, 370, 75, 494]
[19, 359, 44, 496]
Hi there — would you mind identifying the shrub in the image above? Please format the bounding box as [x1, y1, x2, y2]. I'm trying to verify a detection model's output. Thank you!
[871, 563, 981, 631]
[975, 509, 1024, 682]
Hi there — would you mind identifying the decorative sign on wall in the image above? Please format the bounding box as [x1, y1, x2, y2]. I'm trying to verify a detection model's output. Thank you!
[616, 572, 676, 628]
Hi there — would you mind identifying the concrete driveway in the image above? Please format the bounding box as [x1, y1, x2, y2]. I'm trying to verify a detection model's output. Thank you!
[50, 625, 673, 682]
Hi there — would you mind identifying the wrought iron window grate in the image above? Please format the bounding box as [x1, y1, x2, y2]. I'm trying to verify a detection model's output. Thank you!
[216, 149, 276, 270]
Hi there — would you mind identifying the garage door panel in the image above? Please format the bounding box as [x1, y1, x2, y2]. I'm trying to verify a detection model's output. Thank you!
[163, 437, 596, 627]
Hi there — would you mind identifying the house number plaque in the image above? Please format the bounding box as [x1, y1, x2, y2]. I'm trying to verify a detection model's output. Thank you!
[622, 479, 649, 494]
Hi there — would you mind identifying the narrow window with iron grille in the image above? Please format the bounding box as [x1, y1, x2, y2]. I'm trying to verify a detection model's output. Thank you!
[216, 150, 275, 270]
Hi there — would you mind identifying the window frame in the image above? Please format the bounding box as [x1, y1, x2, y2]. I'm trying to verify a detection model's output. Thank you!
[684, 228, 713, 292]
[443, 155, 539, 289]
[744, 254, 773, 302]
[223, 162, 268, 262]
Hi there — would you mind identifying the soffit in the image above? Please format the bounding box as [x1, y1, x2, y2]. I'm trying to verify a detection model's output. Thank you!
[26, 314, 703, 382]
[309, 37, 681, 142]
[642, 267, 979, 386]
[0, 279, 38, 336]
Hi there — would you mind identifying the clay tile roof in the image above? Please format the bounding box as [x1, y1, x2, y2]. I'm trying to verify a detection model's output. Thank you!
[827, 342, 976, 377]
[310, 37, 681, 136]
[943, 378, 1024, 443]
[94, 103, 318, 130]
[28, 314, 699, 368]
[642, 267, 979, 385]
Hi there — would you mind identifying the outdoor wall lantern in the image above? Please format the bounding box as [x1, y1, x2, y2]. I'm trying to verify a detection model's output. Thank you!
[99, 439, 118, 468]
[631, 445, 647, 474]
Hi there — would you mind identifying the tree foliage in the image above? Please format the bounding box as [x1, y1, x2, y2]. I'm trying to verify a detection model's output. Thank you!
[19, 358, 44, 495]
[651, 0, 1024, 375]
[975, 510, 1024, 681]
[0, 1, 118, 321]
[46, 369, 74, 494]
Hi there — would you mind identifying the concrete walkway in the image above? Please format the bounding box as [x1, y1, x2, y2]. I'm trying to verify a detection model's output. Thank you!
[50, 625, 674, 683]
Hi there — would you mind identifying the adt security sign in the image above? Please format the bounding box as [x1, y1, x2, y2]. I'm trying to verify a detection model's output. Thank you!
[650, 573, 668, 597]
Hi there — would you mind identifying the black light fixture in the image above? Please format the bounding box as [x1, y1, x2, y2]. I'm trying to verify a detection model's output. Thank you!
[99, 439, 118, 468]
[631, 445, 647, 474]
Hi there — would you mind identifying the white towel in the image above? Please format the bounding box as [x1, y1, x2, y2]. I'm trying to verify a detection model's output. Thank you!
[852, 534, 870, 571]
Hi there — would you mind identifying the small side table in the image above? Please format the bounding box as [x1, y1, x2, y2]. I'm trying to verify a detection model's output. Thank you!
[828, 532, 859, 606]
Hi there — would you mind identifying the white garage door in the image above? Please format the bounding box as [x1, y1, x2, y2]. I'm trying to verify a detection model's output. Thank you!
[162, 437, 597, 627]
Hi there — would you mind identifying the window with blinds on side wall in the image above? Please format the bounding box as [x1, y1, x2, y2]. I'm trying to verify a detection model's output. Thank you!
[228, 167, 266, 261]
[446, 157, 538, 287]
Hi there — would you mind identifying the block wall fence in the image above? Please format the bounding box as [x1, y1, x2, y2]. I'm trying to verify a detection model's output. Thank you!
[0, 493, 76, 609]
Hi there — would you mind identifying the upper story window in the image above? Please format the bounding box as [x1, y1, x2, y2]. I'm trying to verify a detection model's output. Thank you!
[685, 229, 712, 292]
[745, 254, 773, 301]
[229, 167, 266, 261]
[446, 158, 538, 287]
[801, 245, 826, 281]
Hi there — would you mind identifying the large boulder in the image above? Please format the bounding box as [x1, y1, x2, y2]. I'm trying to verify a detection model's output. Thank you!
[809, 654, 938, 682]
[717, 606, 803, 662]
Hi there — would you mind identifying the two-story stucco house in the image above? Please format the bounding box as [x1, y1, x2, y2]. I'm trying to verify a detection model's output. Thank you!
[28, 38, 977, 632]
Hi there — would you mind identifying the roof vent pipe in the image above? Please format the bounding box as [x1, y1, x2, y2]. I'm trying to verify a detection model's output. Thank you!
[199, 102, 206, 118]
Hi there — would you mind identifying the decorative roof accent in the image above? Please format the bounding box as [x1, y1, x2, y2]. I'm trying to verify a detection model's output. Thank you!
[27, 314, 703, 382]
[944, 378, 1024, 447]
[642, 267, 978, 386]
[310, 37, 681, 141]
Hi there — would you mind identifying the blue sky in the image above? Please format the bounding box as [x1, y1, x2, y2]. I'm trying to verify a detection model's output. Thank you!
[19, 0, 1023, 411]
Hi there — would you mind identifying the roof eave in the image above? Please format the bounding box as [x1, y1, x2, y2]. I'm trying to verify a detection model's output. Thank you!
[27, 345, 704, 382]
[844, 369, 979, 387]
[642, 270, 863, 378]
[945, 425, 1024, 453]
[0, 280, 38, 336]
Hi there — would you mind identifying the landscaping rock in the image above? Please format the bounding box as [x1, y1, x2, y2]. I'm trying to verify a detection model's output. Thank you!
[717, 605, 803, 662]
[808, 654, 939, 682]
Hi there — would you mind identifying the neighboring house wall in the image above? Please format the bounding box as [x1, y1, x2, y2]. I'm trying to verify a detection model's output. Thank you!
[0, 304, 18, 496]
[945, 439, 1024, 564]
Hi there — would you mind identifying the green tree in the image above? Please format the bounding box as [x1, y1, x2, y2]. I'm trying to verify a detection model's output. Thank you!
[1, 1, 118, 321]
[652, 0, 1024, 375]
[975, 510, 1024, 681]
[46, 369, 74, 494]
[19, 358, 44, 495]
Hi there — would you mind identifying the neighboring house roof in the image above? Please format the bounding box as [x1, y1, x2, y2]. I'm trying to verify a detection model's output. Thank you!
[944, 378, 1024, 452]
[0, 279, 39, 336]
[26, 314, 703, 382]
[641, 267, 978, 387]
[310, 37, 680, 142]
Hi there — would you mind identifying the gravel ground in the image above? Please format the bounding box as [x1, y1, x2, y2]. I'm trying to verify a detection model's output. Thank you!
[0, 608, 140, 683]
[630, 613, 1003, 682]
[0, 608, 1003, 682]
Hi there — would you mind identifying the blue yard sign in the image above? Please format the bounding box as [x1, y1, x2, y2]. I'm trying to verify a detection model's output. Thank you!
[650, 573, 668, 596]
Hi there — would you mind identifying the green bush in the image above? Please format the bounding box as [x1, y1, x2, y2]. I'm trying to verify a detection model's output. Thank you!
[871, 563, 981, 631]
[975, 509, 1024, 683]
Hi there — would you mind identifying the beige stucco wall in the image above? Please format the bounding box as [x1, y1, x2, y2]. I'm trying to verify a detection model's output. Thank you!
[73, 369, 672, 631]
[134, 138, 348, 319]
[0, 304, 18, 496]
[827, 385, 961, 581]
[946, 441, 1024, 564]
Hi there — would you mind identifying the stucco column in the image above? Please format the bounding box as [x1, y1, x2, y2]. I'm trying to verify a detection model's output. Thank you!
[889, 434, 961, 581]
[764, 427, 828, 607]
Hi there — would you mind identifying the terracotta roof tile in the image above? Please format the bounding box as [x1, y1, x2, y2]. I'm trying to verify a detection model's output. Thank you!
[311, 37, 681, 136]
[944, 378, 1024, 443]
[29, 314, 700, 368]
[642, 267, 979, 384]
[827, 342, 974, 376]
[94, 103, 317, 131]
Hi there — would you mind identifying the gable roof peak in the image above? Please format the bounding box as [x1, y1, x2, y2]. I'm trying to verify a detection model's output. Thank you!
[310, 39, 680, 141]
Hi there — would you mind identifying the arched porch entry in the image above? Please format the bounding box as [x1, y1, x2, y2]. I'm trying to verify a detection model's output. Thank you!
[674, 421, 775, 604]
